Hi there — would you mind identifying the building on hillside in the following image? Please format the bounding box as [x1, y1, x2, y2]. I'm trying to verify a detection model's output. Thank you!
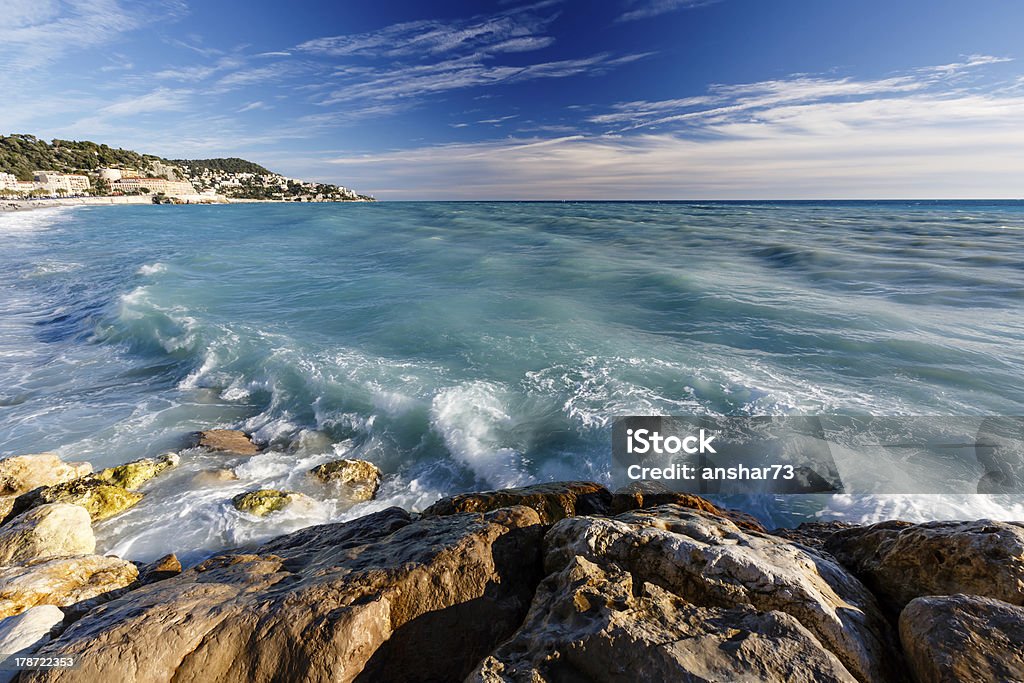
[0, 173, 19, 191]
[33, 171, 90, 194]
[98, 168, 123, 182]
[111, 177, 196, 195]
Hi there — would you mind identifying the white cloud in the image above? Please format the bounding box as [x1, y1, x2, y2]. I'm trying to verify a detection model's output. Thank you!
[321, 59, 1024, 199]
[618, 0, 719, 22]
[99, 87, 191, 116]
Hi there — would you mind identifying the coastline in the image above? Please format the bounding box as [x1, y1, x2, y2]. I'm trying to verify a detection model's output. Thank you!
[1, 196, 374, 213]
[0, 446, 1021, 681]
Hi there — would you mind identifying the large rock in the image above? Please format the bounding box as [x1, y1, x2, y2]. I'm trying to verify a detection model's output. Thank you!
[23, 506, 545, 682]
[472, 554, 857, 683]
[28, 477, 143, 522]
[479, 505, 900, 683]
[0, 504, 94, 566]
[0, 454, 92, 523]
[94, 453, 179, 490]
[0, 606, 65, 683]
[0, 556, 138, 619]
[231, 489, 309, 517]
[611, 481, 766, 532]
[308, 458, 381, 502]
[423, 481, 612, 524]
[824, 519, 1024, 612]
[900, 594, 1024, 683]
[194, 430, 259, 456]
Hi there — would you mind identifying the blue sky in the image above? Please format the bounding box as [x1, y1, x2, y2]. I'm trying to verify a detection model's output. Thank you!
[2, 0, 1024, 198]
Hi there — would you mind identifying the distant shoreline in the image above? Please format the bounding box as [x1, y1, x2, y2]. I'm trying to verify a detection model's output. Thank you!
[0, 195, 374, 212]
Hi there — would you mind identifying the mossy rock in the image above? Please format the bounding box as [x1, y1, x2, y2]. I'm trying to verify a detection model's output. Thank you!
[308, 459, 381, 502]
[95, 453, 180, 491]
[232, 489, 299, 517]
[36, 476, 144, 521]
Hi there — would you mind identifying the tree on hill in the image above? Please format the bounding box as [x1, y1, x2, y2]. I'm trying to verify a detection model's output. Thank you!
[171, 157, 273, 175]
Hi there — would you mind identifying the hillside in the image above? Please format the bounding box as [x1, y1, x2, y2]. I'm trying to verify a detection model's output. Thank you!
[0, 134, 372, 201]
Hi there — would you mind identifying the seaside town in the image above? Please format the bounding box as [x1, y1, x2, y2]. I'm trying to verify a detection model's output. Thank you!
[0, 134, 373, 206]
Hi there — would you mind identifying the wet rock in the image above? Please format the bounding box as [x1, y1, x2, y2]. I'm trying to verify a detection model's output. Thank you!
[308, 458, 381, 501]
[0, 605, 64, 683]
[29, 477, 143, 522]
[0, 454, 92, 524]
[610, 481, 766, 532]
[0, 556, 138, 619]
[900, 594, 1024, 683]
[824, 519, 1024, 612]
[481, 505, 900, 683]
[423, 481, 612, 524]
[472, 554, 857, 683]
[772, 521, 861, 551]
[0, 504, 94, 566]
[94, 453, 179, 490]
[194, 430, 260, 455]
[231, 489, 308, 517]
[190, 468, 238, 486]
[139, 554, 182, 584]
[22, 506, 544, 683]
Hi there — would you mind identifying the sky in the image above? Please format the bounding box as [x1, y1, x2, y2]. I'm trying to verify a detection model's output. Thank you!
[2, 0, 1024, 199]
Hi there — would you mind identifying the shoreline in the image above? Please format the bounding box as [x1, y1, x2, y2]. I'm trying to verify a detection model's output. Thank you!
[1, 447, 1022, 680]
[1, 196, 374, 213]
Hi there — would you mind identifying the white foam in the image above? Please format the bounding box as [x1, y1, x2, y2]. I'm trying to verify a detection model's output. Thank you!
[137, 262, 167, 276]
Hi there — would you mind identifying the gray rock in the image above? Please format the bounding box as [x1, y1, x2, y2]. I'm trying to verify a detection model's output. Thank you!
[479, 505, 900, 683]
[0, 606, 65, 683]
[900, 594, 1024, 683]
[824, 519, 1024, 612]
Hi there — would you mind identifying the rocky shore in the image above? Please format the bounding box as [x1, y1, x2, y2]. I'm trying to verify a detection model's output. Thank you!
[0, 441, 1022, 682]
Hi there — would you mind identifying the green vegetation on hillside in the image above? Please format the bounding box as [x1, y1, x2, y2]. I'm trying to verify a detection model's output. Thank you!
[0, 134, 162, 181]
[172, 157, 272, 175]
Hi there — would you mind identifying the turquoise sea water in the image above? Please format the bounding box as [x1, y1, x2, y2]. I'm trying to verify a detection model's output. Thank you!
[2, 201, 1023, 561]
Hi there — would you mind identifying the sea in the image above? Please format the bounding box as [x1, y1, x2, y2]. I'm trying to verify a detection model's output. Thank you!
[2, 200, 1023, 563]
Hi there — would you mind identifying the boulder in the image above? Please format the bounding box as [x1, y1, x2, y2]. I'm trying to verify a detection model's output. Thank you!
[481, 505, 900, 683]
[27, 477, 143, 522]
[772, 521, 861, 551]
[94, 453, 179, 490]
[611, 481, 766, 532]
[308, 458, 381, 502]
[0, 454, 92, 524]
[0, 504, 94, 566]
[231, 489, 307, 517]
[900, 594, 1024, 683]
[0, 606, 64, 683]
[190, 468, 238, 486]
[0, 454, 92, 497]
[22, 506, 545, 683]
[194, 430, 259, 456]
[423, 481, 612, 524]
[0, 555, 138, 619]
[824, 520, 1024, 612]
[472, 554, 857, 683]
[139, 554, 182, 584]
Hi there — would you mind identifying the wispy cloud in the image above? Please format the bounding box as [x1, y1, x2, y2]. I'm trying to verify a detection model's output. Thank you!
[321, 57, 1024, 199]
[99, 87, 192, 116]
[617, 0, 720, 22]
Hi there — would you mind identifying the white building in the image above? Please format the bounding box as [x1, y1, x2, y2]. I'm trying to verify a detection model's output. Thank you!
[98, 168, 123, 182]
[33, 171, 90, 194]
[0, 173, 19, 191]
[111, 177, 196, 196]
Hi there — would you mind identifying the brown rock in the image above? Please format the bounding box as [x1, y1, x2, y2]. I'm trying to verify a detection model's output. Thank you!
[423, 481, 612, 524]
[23, 506, 545, 682]
[611, 481, 766, 532]
[0, 454, 92, 524]
[900, 594, 1024, 683]
[139, 553, 182, 584]
[190, 468, 238, 486]
[824, 519, 1024, 612]
[194, 430, 260, 455]
[472, 554, 858, 683]
[486, 505, 901, 683]
[772, 521, 861, 551]
[0, 504, 95, 566]
[0, 555, 138, 619]
[309, 458, 382, 502]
